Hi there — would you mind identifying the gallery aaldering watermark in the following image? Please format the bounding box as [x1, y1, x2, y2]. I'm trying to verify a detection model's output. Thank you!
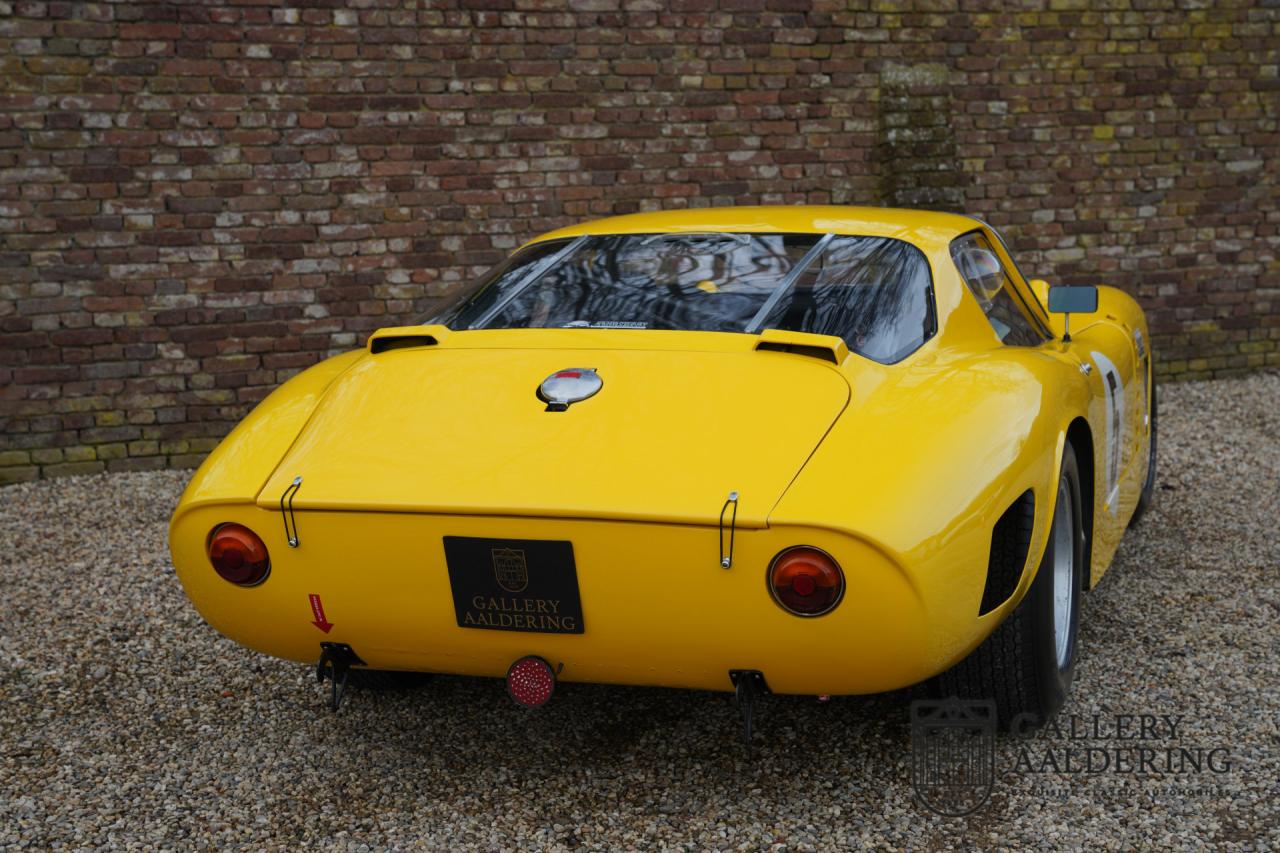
[909, 699, 1234, 816]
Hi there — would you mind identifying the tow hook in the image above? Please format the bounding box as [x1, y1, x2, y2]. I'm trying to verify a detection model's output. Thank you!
[729, 669, 769, 756]
[316, 642, 364, 712]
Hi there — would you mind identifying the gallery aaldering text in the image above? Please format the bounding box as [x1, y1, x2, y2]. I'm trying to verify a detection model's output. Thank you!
[1006, 714, 1232, 775]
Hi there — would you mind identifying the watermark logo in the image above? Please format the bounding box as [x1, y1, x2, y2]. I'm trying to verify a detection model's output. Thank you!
[1007, 712, 1233, 777]
[910, 698, 997, 816]
[908, 703, 1235, 815]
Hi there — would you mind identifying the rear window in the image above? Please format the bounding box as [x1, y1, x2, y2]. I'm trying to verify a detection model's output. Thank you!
[763, 236, 935, 363]
[427, 232, 935, 363]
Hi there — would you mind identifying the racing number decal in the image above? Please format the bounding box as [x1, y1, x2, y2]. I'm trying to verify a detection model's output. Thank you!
[1090, 351, 1124, 515]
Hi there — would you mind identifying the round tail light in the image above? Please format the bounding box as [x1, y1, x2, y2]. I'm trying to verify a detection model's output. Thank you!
[768, 546, 844, 616]
[207, 523, 271, 587]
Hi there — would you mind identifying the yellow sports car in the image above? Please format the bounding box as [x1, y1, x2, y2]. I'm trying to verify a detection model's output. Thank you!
[169, 206, 1155, 730]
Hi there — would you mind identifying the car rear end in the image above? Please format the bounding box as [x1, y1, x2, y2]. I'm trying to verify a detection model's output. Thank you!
[170, 503, 930, 696]
[167, 217, 991, 699]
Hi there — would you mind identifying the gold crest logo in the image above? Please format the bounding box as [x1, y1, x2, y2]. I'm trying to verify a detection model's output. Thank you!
[492, 548, 528, 593]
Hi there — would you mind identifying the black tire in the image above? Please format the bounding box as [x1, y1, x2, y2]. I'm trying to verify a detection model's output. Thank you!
[343, 668, 432, 690]
[930, 444, 1086, 731]
[1129, 373, 1157, 526]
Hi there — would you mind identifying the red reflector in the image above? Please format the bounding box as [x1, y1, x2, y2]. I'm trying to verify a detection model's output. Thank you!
[768, 546, 844, 617]
[506, 656, 555, 708]
[555, 371, 582, 379]
[207, 523, 271, 587]
[792, 573, 816, 596]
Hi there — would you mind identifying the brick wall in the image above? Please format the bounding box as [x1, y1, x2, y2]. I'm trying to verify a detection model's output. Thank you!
[1, 1, 1277, 484]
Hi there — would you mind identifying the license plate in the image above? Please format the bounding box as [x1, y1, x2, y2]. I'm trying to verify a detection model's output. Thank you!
[443, 536, 584, 634]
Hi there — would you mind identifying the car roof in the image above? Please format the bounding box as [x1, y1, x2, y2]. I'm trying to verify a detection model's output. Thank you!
[528, 205, 981, 252]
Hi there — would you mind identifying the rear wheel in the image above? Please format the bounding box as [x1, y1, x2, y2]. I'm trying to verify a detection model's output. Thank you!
[930, 444, 1086, 731]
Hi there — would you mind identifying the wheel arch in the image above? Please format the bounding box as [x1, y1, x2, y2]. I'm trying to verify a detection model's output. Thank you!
[1065, 416, 1095, 590]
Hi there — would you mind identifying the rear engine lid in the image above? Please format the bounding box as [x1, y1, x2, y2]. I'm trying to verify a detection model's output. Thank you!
[257, 330, 850, 527]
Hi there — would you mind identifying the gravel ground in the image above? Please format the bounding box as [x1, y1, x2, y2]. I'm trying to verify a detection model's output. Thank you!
[2, 372, 1277, 850]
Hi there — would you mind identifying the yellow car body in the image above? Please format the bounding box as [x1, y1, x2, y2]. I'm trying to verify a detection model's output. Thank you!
[169, 206, 1153, 697]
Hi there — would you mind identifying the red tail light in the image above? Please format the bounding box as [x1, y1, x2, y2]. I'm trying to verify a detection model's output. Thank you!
[207, 523, 271, 587]
[768, 546, 844, 616]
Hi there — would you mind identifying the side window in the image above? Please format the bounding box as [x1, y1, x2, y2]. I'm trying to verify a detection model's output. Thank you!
[951, 232, 1047, 347]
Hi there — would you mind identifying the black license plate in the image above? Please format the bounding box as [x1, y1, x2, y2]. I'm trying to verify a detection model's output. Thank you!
[443, 536, 584, 634]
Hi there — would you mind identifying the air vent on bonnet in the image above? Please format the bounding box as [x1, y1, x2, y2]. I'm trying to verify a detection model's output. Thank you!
[370, 335, 437, 354]
[753, 329, 848, 365]
[367, 325, 447, 354]
[755, 341, 842, 363]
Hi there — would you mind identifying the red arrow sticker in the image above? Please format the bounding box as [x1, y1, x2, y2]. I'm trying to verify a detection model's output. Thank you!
[308, 593, 333, 633]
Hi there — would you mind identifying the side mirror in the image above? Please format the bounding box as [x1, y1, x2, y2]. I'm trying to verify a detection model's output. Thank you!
[1048, 285, 1098, 314]
[1047, 285, 1097, 343]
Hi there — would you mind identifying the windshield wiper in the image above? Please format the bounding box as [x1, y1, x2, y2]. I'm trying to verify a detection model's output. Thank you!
[744, 233, 834, 333]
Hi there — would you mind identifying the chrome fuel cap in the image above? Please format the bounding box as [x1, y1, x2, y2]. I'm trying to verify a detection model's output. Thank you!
[539, 368, 602, 410]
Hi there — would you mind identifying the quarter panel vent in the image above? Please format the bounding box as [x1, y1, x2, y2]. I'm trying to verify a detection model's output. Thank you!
[979, 489, 1035, 615]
